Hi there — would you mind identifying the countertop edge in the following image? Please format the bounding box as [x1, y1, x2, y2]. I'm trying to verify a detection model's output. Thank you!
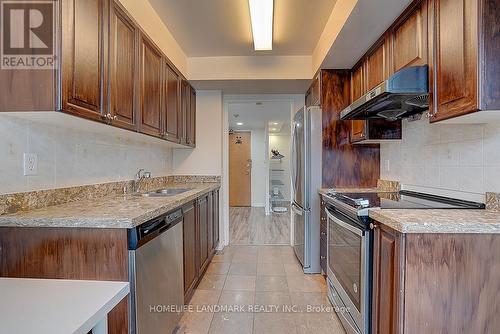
[0, 183, 220, 229]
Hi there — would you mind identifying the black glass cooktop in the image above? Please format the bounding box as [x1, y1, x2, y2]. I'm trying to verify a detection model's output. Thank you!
[332, 190, 485, 210]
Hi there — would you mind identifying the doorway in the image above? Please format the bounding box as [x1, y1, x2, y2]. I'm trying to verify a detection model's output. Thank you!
[229, 131, 252, 206]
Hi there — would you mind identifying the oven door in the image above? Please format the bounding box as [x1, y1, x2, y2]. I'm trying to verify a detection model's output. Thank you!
[326, 207, 369, 334]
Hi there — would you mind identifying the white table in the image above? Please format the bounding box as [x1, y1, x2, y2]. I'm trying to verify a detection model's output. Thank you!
[0, 278, 129, 334]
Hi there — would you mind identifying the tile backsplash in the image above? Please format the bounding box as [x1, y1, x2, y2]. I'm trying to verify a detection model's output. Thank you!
[0, 114, 173, 195]
[380, 116, 500, 199]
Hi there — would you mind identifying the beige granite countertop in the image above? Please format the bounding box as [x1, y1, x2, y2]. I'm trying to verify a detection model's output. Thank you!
[0, 182, 220, 229]
[370, 209, 500, 234]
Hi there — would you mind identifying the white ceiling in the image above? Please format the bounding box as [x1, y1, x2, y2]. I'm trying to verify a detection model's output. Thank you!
[228, 101, 291, 132]
[148, 0, 337, 57]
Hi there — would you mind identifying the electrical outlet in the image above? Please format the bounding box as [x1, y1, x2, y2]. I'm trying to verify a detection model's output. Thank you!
[23, 153, 38, 176]
[384, 159, 390, 172]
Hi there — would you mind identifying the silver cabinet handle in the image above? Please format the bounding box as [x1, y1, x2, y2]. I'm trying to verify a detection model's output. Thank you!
[321, 232, 326, 236]
[320, 256, 326, 260]
[369, 223, 378, 230]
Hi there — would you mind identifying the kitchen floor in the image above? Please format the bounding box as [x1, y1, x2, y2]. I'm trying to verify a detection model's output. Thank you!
[178, 245, 346, 334]
[229, 207, 290, 245]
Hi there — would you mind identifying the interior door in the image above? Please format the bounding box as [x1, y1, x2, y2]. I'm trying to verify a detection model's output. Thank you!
[229, 132, 252, 206]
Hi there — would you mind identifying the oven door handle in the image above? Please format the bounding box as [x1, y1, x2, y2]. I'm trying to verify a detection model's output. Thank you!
[326, 208, 363, 237]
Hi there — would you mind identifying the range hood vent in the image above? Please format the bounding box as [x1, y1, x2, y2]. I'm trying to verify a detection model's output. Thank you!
[340, 65, 429, 121]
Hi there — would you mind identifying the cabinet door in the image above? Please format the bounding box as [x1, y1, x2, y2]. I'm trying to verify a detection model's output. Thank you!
[366, 37, 391, 90]
[138, 34, 163, 137]
[188, 86, 197, 147]
[183, 202, 197, 301]
[207, 192, 214, 256]
[350, 62, 367, 142]
[319, 198, 327, 274]
[163, 63, 181, 142]
[213, 190, 220, 249]
[429, 0, 479, 122]
[391, 0, 428, 73]
[197, 195, 209, 274]
[62, 0, 108, 121]
[180, 80, 190, 145]
[108, 1, 137, 130]
[372, 223, 405, 334]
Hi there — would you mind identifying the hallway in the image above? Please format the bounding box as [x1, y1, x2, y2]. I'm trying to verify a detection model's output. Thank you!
[178, 245, 346, 334]
[229, 207, 290, 245]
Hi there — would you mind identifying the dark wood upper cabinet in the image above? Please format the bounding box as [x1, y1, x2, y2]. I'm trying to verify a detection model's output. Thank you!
[428, 0, 499, 122]
[366, 36, 391, 90]
[62, 0, 108, 121]
[390, 0, 428, 73]
[138, 34, 163, 137]
[108, 0, 137, 130]
[189, 88, 197, 147]
[163, 63, 181, 142]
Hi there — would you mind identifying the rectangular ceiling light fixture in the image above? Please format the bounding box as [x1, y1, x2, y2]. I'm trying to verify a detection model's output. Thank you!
[248, 0, 274, 50]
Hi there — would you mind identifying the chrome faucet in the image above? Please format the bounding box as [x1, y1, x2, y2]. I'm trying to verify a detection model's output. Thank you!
[133, 169, 151, 193]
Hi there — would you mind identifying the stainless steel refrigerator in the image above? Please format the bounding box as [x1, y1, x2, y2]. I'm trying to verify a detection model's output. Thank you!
[291, 106, 322, 274]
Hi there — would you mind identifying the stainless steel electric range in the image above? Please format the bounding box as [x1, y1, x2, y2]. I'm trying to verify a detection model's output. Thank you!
[322, 190, 485, 334]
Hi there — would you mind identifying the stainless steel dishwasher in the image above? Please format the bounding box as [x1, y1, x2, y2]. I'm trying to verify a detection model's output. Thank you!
[128, 209, 184, 334]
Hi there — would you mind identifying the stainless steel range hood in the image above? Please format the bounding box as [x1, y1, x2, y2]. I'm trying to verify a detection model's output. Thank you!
[340, 65, 429, 121]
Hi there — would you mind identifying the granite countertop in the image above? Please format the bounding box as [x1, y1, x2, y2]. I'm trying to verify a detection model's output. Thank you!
[369, 209, 500, 234]
[0, 182, 220, 229]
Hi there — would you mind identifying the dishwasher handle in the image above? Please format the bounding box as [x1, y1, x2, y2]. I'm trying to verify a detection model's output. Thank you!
[128, 209, 183, 250]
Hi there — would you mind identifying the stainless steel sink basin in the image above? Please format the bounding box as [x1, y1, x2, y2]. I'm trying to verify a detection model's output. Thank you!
[134, 188, 192, 197]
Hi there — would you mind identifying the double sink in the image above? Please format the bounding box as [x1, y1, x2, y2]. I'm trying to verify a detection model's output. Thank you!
[134, 188, 192, 198]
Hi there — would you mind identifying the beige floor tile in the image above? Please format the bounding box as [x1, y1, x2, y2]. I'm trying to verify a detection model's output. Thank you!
[223, 275, 256, 291]
[228, 262, 257, 276]
[281, 252, 301, 264]
[257, 262, 286, 276]
[212, 252, 233, 263]
[256, 276, 289, 292]
[283, 262, 304, 276]
[280, 246, 295, 257]
[258, 250, 283, 264]
[218, 290, 255, 307]
[286, 274, 327, 293]
[178, 310, 214, 334]
[232, 252, 259, 264]
[294, 312, 346, 334]
[208, 312, 254, 334]
[190, 290, 221, 306]
[197, 274, 227, 291]
[205, 262, 231, 275]
[253, 313, 298, 334]
[231, 245, 260, 256]
[289, 292, 329, 312]
[254, 292, 292, 311]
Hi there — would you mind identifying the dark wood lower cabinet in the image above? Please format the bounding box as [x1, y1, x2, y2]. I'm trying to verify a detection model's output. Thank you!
[182, 201, 197, 302]
[319, 197, 327, 275]
[183, 189, 219, 304]
[372, 222, 500, 333]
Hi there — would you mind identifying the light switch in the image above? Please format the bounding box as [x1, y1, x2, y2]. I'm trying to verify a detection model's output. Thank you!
[23, 153, 38, 176]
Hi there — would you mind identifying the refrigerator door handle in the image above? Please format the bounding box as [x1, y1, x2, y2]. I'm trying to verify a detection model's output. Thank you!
[291, 203, 303, 216]
[291, 121, 297, 196]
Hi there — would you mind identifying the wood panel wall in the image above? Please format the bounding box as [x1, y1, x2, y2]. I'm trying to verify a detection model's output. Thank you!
[321, 70, 380, 188]
[0, 228, 129, 334]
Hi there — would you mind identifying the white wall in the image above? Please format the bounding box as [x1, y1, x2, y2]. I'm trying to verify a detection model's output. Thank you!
[172, 91, 223, 176]
[0, 114, 173, 195]
[269, 134, 292, 201]
[251, 128, 267, 207]
[380, 117, 500, 200]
